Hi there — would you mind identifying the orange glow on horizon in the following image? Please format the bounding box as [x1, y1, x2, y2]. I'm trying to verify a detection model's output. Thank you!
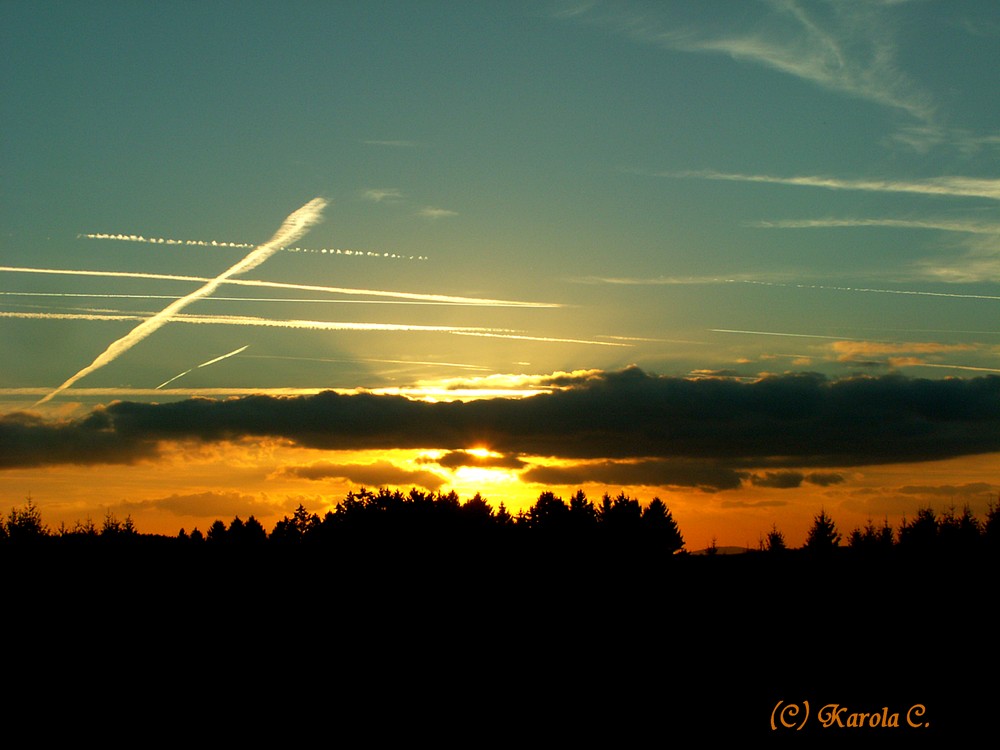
[2, 437, 996, 553]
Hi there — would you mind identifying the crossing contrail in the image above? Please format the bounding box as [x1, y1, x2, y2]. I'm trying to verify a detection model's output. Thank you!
[0, 289, 548, 307]
[0, 265, 560, 307]
[1, 310, 627, 346]
[35, 198, 327, 405]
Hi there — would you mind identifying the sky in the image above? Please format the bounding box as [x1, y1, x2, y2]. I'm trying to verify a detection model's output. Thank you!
[2, 0, 999, 549]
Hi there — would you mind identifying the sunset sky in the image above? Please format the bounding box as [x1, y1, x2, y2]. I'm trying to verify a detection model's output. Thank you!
[3, 0, 999, 548]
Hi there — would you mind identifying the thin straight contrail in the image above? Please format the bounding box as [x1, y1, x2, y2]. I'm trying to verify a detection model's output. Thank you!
[155, 345, 249, 389]
[710, 328, 864, 341]
[1, 310, 626, 346]
[35, 198, 327, 405]
[0, 290, 521, 307]
[0, 265, 560, 307]
[732, 279, 1000, 302]
[80, 232, 427, 260]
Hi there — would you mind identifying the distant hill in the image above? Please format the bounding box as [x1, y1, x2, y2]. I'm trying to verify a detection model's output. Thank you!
[690, 545, 753, 555]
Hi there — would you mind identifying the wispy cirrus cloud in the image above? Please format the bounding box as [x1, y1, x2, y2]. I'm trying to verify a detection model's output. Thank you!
[362, 187, 404, 202]
[559, 0, 936, 122]
[751, 215, 1000, 283]
[910, 235, 1000, 283]
[118, 491, 287, 519]
[751, 217, 1000, 234]
[416, 206, 458, 219]
[831, 340, 977, 363]
[667, 170, 1000, 201]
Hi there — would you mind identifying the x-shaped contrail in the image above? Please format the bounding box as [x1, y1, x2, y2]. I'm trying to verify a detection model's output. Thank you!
[35, 198, 327, 405]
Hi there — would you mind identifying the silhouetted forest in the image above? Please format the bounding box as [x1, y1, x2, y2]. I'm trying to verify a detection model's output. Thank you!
[4, 487, 998, 559]
[5, 487, 994, 743]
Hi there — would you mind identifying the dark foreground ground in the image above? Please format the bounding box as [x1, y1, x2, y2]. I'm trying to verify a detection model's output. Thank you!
[5, 539, 993, 745]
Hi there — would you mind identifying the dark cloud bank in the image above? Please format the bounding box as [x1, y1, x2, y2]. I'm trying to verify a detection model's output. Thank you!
[4, 369, 1000, 487]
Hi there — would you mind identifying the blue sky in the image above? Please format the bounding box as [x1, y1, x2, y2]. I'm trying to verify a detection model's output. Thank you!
[2, 1, 999, 543]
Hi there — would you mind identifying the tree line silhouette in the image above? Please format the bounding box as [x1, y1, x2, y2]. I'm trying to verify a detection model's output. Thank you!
[3, 487, 999, 557]
[6, 485, 992, 743]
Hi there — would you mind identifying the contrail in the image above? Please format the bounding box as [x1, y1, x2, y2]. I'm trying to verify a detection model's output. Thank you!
[0, 265, 560, 307]
[0, 310, 529, 333]
[732, 279, 1000, 302]
[1, 310, 627, 346]
[450, 331, 631, 346]
[81, 232, 427, 260]
[710, 328, 864, 341]
[155, 345, 249, 389]
[244, 354, 492, 371]
[35, 198, 327, 405]
[0, 290, 543, 307]
[914, 363, 1000, 374]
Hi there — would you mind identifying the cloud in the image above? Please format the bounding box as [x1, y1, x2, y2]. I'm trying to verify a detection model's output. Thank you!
[522, 459, 744, 492]
[910, 235, 1000, 283]
[720, 499, 788, 509]
[118, 491, 285, 519]
[895, 482, 996, 498]
[745, 470, 843, 488]
[687, 369, 746, 380]
[562, 0, 936, 122]
[569, 274, 731, 286]
[420, 450, 527, 471]
[362, 188, 403, 202]
[840, 480, 998, 518]
[669, 170, 1000, 201]
[411, 369, 607, 393]
[749, 471, 804, 489]
[416, 207, 458, 219]
[831, 340, 977, 363]
[751, 217, 1000, 235]
[805, 472, 846, 487]
[6, 368, 1000, 472]
[751, 216, 1000, 283]
[0, 410, 158, 468]
[277, 460, 445, 491]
